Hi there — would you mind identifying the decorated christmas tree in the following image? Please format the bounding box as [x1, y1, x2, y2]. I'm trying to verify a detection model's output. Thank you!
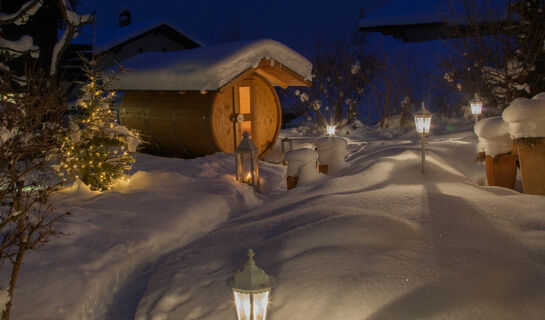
[60, 59, 140, 191]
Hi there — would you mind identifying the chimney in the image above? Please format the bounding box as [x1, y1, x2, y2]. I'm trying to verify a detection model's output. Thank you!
[119, 8, 131, 27]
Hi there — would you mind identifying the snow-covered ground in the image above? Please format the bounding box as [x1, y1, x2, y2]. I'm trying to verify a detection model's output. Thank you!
[8, 123, 545, 320]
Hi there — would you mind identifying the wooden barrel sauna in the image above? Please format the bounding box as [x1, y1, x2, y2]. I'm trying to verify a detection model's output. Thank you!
[119, 73, 281, 158]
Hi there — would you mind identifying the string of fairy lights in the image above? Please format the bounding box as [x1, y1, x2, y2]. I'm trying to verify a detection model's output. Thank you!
[57, 63, 137, 191]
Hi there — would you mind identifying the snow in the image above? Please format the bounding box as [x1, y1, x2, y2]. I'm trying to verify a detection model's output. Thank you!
[0, 0, 42, 25]
[284, 148, 323, 186]
[314, 136, 348, 174]
[474, 117, 512, 157]
[502, 92, 545, 138]
[111, 39, 313, 91]
[7, 124, 545, 319]
[0, 35, 38, 56]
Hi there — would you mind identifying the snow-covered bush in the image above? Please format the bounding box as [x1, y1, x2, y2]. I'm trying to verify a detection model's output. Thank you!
[59, 59, 140, 191]
[278, 42, 379, 132]
[443, 0, 545, 113]
[0, 73, 69, 320]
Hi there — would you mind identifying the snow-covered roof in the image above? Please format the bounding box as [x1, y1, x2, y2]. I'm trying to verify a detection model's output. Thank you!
[359, 0, 506, 29]
[71, 20, 202, 53]
[111, 39, 313, 91]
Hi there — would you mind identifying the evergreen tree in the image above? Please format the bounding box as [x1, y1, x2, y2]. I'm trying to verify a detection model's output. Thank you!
[59, 59, 139, 191]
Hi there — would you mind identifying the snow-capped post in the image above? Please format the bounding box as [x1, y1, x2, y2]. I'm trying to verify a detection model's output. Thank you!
[236, 132, 260, 192]
[502, 93, 545, 195]
[285, 148, 319, 189]
[227, 249, 275, 320]
[414, 102, 432, 173]
[280, 136, 293, 166]
[470, 93, 483, 124]
[315, 136, 348, 175]
[474, 117, 517, 190]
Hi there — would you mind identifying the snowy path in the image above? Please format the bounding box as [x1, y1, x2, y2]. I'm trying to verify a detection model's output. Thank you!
[9, 130, 545, 319]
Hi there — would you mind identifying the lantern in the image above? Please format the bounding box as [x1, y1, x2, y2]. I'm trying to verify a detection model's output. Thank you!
[414, 102, 432, 135]
[470, 93, 483, 124]
[228, 249, 276, 320]
[236, 132, 260, 192]
[280, 136, 293, 165]
[414, 102, 432, 173]
[326, 125, 335, 136]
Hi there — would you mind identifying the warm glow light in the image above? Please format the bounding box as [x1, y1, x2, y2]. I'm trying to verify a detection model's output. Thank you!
[246, 173, 252, 183]
[326, 125, 335, 135]
[415, 116, 431, 134]
[470, 94, 483, 115]
[414, 102, 432, 135]
[234, 292, 251, 320]
[253, 292, 269, 320]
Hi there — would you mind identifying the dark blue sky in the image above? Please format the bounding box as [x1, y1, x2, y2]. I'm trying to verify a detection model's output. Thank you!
[80, 0, 392, 49]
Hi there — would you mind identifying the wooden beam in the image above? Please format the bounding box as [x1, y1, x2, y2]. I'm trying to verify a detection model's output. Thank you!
[254, 68, 289, 89]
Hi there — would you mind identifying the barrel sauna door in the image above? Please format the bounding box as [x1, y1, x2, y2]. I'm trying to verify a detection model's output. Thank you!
[212, 75, 281, 158]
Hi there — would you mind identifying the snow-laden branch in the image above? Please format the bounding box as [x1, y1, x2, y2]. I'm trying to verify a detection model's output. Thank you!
[50, 0, 92, 76]
[0, 0, 42, 26]
[0, 35, 39, 58]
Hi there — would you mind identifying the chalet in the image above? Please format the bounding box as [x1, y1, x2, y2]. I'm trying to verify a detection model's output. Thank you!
[359, 0, 507, 42]
[112, 39, 312, 158]
[61, 17, 201, 86]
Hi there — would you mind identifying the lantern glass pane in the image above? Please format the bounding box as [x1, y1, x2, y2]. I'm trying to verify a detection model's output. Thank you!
[234, 292, 251, 320]
[253, 291, 270, 320]
[415, 116, 431, 134]
[326, 125, 335, 135]
[470, 101, 482, 115]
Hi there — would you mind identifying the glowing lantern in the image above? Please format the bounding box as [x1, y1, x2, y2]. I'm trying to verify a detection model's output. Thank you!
[228, 249, 275, 320]
[236, 132, 260, 192]
[414, 102, 432, 135]
[470, 93, 483, 125]
[470, 93, 483, 116]
[326, 125, 335, 136]
[280, 137, 293, 165]
[414, 102, 432, 173]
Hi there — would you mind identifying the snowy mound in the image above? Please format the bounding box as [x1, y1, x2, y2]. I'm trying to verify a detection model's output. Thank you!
[474, 117, 512, 157]
[111, 39, 312, 91]
[502, 93, 545, 138]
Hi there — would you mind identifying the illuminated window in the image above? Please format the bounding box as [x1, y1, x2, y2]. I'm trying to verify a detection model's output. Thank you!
[239, 86, 252, 135]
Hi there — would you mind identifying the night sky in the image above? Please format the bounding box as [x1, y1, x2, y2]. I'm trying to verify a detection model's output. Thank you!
[79, 0, 392, 49]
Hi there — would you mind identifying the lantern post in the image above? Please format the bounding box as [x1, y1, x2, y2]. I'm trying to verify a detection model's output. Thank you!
[236, 132, 260, 192]
[228, 249, 275, 320]
[414, 102, 432, 173]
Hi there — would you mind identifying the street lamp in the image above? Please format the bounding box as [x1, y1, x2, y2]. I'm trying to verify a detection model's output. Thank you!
[470, 93, 483, 124]
[228, 249, 276, 320]
[280, 136, 293, 165]
[236, 132, 260, 192]
[414, 102, 432, 173]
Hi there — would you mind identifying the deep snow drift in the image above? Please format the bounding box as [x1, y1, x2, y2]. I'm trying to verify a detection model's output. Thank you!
[7, 125, 545, 320]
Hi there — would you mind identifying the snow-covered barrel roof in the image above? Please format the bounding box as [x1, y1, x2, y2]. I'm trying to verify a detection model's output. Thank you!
[502, 93, 545, 139]
[111, 39, 313, 91]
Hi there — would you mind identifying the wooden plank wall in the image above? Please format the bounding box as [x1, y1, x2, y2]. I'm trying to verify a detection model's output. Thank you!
[120, 91, 218, 157]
